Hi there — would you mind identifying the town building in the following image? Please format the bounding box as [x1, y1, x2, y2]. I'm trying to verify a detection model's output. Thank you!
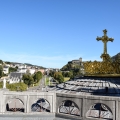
[3, 66, 9, 74]
[7, 72, 23, 84]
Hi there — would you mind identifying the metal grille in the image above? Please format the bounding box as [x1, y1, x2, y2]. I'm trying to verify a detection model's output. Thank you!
[6, 98, 24, 112]
[31, 98, 50, 112]
[86, 103, 113, 119]
[59, 100, 80, 116]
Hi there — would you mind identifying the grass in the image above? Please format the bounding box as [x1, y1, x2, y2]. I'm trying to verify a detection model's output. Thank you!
[34, 79, 40, 86]
[0, 82, 27, 91]
[45, 76, 50, 86]
[64, 77, 70, 82]
[45, 76, 56, 86]
[45, 76, 70, 85]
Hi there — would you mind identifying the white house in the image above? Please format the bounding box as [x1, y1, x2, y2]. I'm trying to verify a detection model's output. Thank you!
[7, 72, 23, 84]
[15, 64, 26, 69]
[17, 68, 27, 73]
[29, 68, 35, 74]
[3, 66, 9, 74]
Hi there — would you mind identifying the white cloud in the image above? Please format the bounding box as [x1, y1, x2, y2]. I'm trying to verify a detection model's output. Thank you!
[0, 51, 83, 68]
[0, 51, 102, 68]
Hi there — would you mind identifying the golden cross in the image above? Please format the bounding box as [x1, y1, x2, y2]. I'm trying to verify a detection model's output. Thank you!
[96, 29, 114, 54]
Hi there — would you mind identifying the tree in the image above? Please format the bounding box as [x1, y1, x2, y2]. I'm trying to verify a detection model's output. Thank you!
[49, 70, 55, 77]
[0, 60, 3, 64]
[54, 72, 64, 83]
[9, 67, 17, 73]
[22, 74, 34, 87]
[0, 65, 3, 78]
[62, 71, 73, 77]
[68, 71, 73, 77]
[33, 71, 42, 83]
[61, 63, 73, 71]
[5, 61, 11, 64]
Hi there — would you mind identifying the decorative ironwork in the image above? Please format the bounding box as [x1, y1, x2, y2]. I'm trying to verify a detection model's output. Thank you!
[59, 100, 80, 116]
[83, 61, 120, 74]
[31, 98, 50, 112]
[6, 98, 24, 112]
[86, 103, 113, 119]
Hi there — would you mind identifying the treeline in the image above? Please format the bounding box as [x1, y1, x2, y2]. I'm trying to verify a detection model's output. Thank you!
[61, 63, 84, 77]
[22, 71, 43, 87]
[0, 65, 3, 78]
[49, 71, 64, 83]
[9, 67, 18, 73]
[48, 70, 74, 83]
[62, 69, 82, 78]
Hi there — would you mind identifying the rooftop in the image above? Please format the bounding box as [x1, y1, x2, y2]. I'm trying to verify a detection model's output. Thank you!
[48, 76, 120, 97]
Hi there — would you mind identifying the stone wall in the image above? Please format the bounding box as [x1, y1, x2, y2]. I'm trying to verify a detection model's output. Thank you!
[56, 93, 120, 120]
[0, 90, 120, 120]
[0, 90, 56, 114]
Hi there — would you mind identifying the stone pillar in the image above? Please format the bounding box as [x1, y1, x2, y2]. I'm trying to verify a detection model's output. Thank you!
[0, 91, 3, 113]
[3, 78, 6, 89]
[116, 100, 118, 120]
[82, 98, 85, 119]
[26, 95, 29, 113]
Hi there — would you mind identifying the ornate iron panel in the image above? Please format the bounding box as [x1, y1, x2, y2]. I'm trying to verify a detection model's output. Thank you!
[31, 98, 50, 112]
[86, 103, 113, 120]
[59, 100, 80, 116]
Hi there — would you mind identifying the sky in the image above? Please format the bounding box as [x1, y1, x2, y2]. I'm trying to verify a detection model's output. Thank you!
[0, 0, 120, 68]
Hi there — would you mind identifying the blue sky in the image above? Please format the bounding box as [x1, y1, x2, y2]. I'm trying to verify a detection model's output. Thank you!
[0, 0, 120, 68]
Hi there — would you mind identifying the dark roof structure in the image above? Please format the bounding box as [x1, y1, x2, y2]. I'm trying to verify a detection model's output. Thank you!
[9, 72, 23, 79]
[49, 76, 120, 96]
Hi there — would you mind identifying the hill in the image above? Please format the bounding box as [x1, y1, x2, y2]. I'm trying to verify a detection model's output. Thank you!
[61, 52, 120, 75]
[111, 52, 120, 62]
[2, 60, 46, 69]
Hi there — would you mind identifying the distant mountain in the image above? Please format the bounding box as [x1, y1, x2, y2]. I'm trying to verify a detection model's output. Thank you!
[111, 52, 120, 62]
[3, 60, 46, 69]
[61, 52, 120, 71]
[24, 63, 46, 69]
[24, 63, 34, 66]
